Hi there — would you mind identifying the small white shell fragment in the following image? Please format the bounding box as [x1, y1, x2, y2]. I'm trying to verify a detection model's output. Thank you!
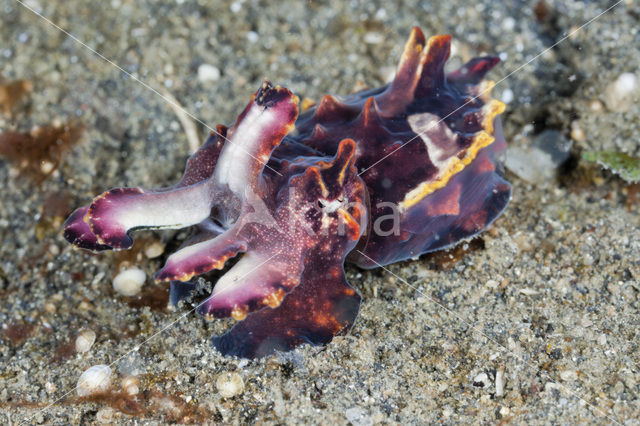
[40, 160, 55, 175]
[45, 381, 57, 394]
[485, 279, 499, 289]
[495, 368, 505, 397]
[570, 121, 585, 142]
[519, 287, 539, 296]
[144, 241, 165, 259]
[598, 334, 607, 346]
[122, 376, 140, 395]
[113, 268, 146, 296]
[77, 365, 112, 396]
[589, 99, 603, 111]
[580, 317, 593, 327]
[216, 372, 244, 398]
[75, 329, 97, 353]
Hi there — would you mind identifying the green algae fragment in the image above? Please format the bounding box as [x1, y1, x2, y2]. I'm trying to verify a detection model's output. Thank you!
[582, 151, 640, 183]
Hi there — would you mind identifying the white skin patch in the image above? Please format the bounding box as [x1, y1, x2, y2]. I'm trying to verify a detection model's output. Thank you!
[319, 198, 343, 213]
[105, 183, 215, 231]
[208, 252, 294, 306]
[214, 106, 278, 196]
[211, 252, 266, 296]
[398, 113, 465, 211]
[407, 113, 459, 170]
[164, 229, 237, 264]
[319, 198, 344, 231]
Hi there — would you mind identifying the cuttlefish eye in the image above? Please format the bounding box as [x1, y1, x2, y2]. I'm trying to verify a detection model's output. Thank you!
[318, 197, 346, 213]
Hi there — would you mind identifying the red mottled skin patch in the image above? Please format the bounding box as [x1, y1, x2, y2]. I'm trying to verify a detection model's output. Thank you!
[425, 182, 461, 217]
[63, 27, 511, 359]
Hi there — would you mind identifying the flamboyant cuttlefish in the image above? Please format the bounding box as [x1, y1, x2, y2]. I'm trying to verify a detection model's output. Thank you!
[63, 27, 511, 359]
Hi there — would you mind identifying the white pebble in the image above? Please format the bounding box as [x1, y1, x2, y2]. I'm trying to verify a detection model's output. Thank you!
[246, 31, 259, 43]
[604, 72, 638, 112]
[230, 1, 242, 13]
[570, 121, 585, 142]
[473, 372, 490, 387]
[363, 32, 383, 44]
[122, 376, 140, 395]
[144, 241, 165, 259]
[77, 365, 112, 396]
[589, 99, 603, 111]
[216, 372, 244, 398]
[40, 161, 55, 175]
[615, 72, 637, 93]
[75, 329, 97, 353]
[501, 88, 514, 104]
[505, 130, 572, 183]
[113, 268, 146, 296]
[502, 17, 516, 31]
[45, 381, 57, 394]
[197, 64, 221, 83]
[505, 147, 555, 183]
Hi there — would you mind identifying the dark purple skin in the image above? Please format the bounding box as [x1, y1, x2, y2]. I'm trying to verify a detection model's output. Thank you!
[63, 27, 511, 359]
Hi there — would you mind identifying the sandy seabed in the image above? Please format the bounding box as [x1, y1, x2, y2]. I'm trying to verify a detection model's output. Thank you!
[1, 0, 639, 424]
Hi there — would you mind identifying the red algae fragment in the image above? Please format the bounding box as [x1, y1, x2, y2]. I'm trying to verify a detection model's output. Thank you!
[626, 183, 639, 211]
[533, 0, 552, 22]
[424, 238, 486, 271]
[0, 120, 83, 182]
[123, 281, 171, 312]
[82, 389, 217, 423]
[0, 79, 33, 116]
[51, 339, 77, 364]
[35, 190, 73, 240]
[1, 321, 36, 345]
